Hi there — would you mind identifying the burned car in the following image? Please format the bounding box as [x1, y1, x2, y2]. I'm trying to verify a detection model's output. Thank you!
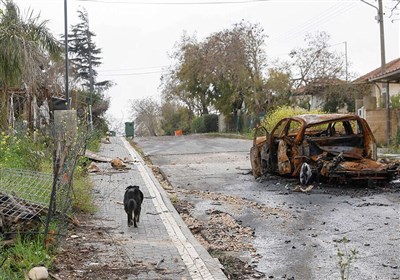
[250, 114, 398, 183]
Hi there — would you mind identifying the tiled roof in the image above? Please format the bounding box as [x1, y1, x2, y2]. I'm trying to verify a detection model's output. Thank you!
[293, 77, 345, 95]
[354, 57, 400, 83]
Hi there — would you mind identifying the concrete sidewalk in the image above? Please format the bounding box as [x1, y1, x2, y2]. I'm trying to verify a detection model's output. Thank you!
[90, 136, 226, 280]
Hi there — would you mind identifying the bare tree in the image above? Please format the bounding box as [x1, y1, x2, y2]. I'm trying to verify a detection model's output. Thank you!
[388, 0, 400, 20]
[129, 97, 160, 136]
[288, 31, 364, 112]
[289, 31, 347, 90]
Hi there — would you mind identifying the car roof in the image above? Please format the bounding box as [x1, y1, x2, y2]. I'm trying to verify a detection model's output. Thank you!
[291, 113, 359, 126]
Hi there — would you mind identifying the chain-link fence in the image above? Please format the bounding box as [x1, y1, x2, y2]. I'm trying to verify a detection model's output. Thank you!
[0, 110, 90, 244]
[0, 168, 52, 239]
[44, 111, 89, 240]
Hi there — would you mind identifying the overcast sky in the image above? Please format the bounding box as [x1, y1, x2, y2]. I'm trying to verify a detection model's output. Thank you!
[13, 0, 400, 125]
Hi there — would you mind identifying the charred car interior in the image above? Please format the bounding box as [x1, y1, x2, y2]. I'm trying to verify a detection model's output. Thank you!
[251, 114, 399, 184]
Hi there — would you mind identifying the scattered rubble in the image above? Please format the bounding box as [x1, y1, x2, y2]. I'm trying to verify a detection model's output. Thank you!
[110, 158, 127, 170]
[27, 266, 49, 280]
[294, 184, 315, 193]
[179, 188, 291, 220]
[148, 160, 274, 278]
[87, 162, 100, 173]
[172, 194, 264, 279]
[0, 192, 45, 241]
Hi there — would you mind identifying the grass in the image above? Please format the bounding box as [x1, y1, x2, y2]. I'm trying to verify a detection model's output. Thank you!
[169, 194, 179, 204]
[0, 128, 101, 278]
[72, 171, 96, 214]
[86, 130, 104, 152]
[0, 234, 54, 280]
[0, 166, 95, 279]
[203, 132, 251, 140]
[337, 237, 358, 280]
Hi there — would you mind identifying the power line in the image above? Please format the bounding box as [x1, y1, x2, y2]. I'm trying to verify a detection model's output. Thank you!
[77, 0, 272, 5]
[270, 1, 357, 44]
[100, 65, 167, 73]
[99, 70, 165, 76]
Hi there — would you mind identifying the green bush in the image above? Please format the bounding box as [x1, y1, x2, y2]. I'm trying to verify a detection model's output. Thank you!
[191, 116, 206, 133]
[0, 130, 51, 171]
[261, 105, 325, 131]
[73, 167, 95, 213]
[86, 129, 103, 152]
[160, 103, 192, 136]
[203, 114, 219, 132]
[391, 94, 400, 109]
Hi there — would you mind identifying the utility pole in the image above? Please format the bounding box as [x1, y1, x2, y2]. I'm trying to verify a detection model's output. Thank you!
[64, 0, 70, 109]
[378, 0, 390, 146]
[87, 23, 94, 131]
[378, 0, 386, 71]
[344, 41, 348, 82]
[360, 0, 389, 145]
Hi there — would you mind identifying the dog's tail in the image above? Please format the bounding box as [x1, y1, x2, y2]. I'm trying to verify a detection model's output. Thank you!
[127, 198, 136, 211]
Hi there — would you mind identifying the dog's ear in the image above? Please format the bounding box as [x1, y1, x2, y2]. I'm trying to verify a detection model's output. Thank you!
[126, 185, 134, 190]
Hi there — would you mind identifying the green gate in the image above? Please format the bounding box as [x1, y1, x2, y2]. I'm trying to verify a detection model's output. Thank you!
[125, 122, 134, 137]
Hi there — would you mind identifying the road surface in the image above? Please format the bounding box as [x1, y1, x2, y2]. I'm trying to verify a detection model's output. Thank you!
[134, 134, 400, 280]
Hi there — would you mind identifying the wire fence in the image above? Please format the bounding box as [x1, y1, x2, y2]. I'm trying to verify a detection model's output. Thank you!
[44, 112, 89, 240]
[0, 110, 90, 244]
[0, 168, 52, 239]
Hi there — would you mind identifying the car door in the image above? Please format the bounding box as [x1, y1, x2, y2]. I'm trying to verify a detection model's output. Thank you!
[277, 119, 303, 175]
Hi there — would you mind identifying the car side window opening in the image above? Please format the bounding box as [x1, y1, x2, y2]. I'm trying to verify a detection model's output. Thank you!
[287, 120, 301, 136]
[305, 123, 329, 137]
[272, 120, 288, 137]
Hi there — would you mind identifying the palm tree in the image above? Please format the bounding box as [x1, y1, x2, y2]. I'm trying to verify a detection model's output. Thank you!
[0, 0, 62, 129]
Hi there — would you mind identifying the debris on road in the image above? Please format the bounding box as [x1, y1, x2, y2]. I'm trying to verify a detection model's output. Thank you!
[294, 184, 314, 193]
[110, 158, 128, 170]
[87, 162, 100, 173]
[84, 150, 112, 162]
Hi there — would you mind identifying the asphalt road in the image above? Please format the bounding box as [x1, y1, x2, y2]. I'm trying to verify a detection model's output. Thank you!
[134, 134, 400, 280]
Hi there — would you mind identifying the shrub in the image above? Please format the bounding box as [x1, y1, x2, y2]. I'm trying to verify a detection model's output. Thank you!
[203, 114, 219, 132]
[191, 116, 206, 133]
[0, 130, 51, 171]
[391, 94, 400, 109]
[86, 129, 103, 152]
[261, 105, 325, 131]
[160, 103, 193, 135]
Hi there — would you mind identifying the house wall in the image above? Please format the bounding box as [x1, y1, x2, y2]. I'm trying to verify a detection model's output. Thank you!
[364, 109, 399, 145]
[371, 83, 400, 107]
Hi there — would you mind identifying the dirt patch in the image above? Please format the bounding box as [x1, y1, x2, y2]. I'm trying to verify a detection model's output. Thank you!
[155, 167, 266, 279]
[172, 199, 264, 279]
[179, 188, 291, 220]
[52, 218, 164, 280]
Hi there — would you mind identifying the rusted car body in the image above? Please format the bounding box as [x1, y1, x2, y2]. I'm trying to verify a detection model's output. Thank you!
[250, 114, 398, 183]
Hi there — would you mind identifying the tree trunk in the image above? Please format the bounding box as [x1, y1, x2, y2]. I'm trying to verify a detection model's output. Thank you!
[9, 92, 14, 130]
[33, 94, 38, 129]
[28, 91, 33, 130]
[0, 87, 9, 130]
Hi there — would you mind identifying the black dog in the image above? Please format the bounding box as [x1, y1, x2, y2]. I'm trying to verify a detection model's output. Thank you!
[124, 185, 144, 227]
